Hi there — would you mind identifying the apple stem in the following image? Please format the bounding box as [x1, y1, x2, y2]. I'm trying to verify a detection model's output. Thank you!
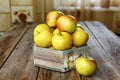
[59, 31, 62, 36]
[37, 31, 40, 33]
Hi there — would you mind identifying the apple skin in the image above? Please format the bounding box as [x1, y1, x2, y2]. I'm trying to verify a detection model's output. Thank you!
[53, 28, 59, 35]
[33, 24, 50, 36]
[72, 28, 89, 47]
[57, 15, 77, 33]
[34, 30, 52, 48]
[46, 11, 64, 27]
[52, 32, 72, 50]
[76, 56, 97, 76]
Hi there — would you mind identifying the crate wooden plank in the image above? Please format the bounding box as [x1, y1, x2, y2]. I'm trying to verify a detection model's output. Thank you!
[34, 46, 64, 64]
[33, 44, 90, 72]
[0, 24, 30, 68]
[0, 23, 39, 80]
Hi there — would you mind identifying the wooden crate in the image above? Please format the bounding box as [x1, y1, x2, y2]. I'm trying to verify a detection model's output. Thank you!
[33, 45, 90, 72]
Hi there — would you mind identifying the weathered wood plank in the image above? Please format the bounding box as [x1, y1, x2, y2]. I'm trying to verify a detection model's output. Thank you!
[85, 21, 120, 60]
[85, 21, 120, 68]
[37, 68, 81, 80]
[0, 24, 30, 68]
[79, 21, 120, 80]
[0, 23, 39, 80]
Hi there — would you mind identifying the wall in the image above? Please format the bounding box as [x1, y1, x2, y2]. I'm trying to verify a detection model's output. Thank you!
[0, 0, 34, 32]
[0, 0, 11, 31]
[0, 0, 120, 34]
[35, 0, 54, 22]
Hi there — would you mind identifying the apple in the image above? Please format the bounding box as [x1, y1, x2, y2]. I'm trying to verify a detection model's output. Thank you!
[76, 56, 97, 76]
[53, 28, 59, 35]
[72, 28, 89, 47]
[52, 32, 72, 50]
[33, 24, 50, 36]
[57, 15, 77, 33]
[46, 11, 64, 27]
[34, 30, 52, 48]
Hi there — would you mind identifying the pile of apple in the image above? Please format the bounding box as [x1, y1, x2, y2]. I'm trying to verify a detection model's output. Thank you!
[33, 11, 97, 77]
[33, 11, 89, 50]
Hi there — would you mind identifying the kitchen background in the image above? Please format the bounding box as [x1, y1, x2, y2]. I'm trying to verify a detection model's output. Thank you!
[0, 0, 120, 36]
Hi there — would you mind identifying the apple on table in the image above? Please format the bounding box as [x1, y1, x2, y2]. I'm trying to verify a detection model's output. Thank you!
[76, 56, 97, 76]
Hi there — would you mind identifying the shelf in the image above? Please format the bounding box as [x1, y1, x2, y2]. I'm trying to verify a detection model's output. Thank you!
[55, 6, 120, 12]
[91, 7, 120, 12]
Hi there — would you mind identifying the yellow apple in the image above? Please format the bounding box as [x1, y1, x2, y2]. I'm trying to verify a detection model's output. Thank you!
[52, 32, 72, 50]
[72, 28, 89, 47]
[33, 24, 50, 36]
[46, 11, 64, 27]
[34, 30, 52, 48]
[76, 56, 97, 76]
[57, 15, 77, 33]
[53, 28, 59, 35]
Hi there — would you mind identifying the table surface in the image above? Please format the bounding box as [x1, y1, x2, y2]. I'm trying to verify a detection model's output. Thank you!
[0, 21, 120, 80]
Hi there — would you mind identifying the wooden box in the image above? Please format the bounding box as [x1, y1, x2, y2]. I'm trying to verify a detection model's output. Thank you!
[33, 45, 90, 72]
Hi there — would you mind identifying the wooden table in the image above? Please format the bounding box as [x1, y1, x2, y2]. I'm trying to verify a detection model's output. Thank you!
[0, 21, 120, 80]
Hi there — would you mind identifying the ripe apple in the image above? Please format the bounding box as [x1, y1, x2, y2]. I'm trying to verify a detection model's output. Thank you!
[52, 32, 72, 50]
[34, 30, 52, 48]
[46, 11, 64, 27]
[57, 15, 77, 33]
[33, 24, 50, 36]
[72, 28, 89, 47]
[76, 56, 97, 76]
[53, 28, 59, 35]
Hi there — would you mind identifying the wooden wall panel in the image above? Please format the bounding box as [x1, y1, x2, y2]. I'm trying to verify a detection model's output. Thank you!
[0, 0, 10, 12]
[0, 14, 11, 31]
[10, 0, 32, 5]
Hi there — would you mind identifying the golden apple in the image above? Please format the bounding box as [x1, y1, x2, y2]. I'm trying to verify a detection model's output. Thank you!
[33, 24, 50, 36]
[72, 28, 89, 47]
[57, 15, 77, 33]
[52, 32, 72, 50]
[46, 11, 64, 27]
[76, 56, 97, 76]
[53, 28, 59, 35]
[34, 30, 52, 48]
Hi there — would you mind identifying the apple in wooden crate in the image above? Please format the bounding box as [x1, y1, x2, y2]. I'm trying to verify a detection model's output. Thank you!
[33, 24, 52, 48]
[72, 28, 89, 47]
[33, 11, 92, 72]
[33, 24, 50, 36]
[46, 11, 64, 27]
[57, 15, 77, 33]
[52, 31, 72, 50]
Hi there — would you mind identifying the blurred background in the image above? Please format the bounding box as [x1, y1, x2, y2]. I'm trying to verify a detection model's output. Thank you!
[0, 0, 120, 36]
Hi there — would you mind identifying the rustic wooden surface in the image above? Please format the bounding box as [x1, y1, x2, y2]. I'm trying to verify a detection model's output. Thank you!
[0, 21, 120, 80]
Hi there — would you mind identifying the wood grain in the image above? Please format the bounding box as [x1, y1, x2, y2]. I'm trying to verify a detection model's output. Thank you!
[79, 21, 120, 80]
[85, 21, 120, 66]
[0, 24, 30, 68]
[37, 68, 81, 80]
[0, 23, 39, 80]
[0, 22, 119, 80]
